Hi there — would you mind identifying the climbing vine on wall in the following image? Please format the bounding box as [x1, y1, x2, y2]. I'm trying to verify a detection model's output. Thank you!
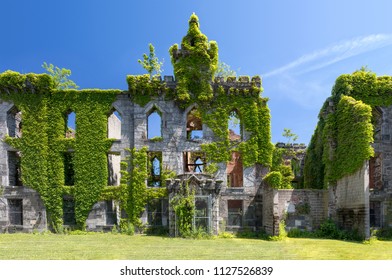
[304, 70, 391, 188]
[264, 147, 294, 189]
[170, 182, 195, 236]
[1, 71, 120, 230]
[120, 147, 148, 227]
[169, 13, 218, 104]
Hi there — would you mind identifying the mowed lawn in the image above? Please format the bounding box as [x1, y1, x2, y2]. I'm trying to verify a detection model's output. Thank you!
[0, 233, 391, 260]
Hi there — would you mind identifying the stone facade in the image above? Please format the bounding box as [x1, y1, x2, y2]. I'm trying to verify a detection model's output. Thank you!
[0, 76, 275, 234]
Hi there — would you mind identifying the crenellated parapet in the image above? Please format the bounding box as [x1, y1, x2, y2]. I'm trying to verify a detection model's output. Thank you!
[127, 74, 263, 105]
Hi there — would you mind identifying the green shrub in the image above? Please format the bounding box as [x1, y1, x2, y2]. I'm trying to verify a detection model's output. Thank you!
[218, 232, 235, 239]
[145, 226, 169, 236]
[269, 220, 287, 241]
[315, 219, 363, 241]
[119, 219, 135, 235]
[182, 227, 212, 239]
[374, 228, 392, 240]
[287, 228, 315, 238]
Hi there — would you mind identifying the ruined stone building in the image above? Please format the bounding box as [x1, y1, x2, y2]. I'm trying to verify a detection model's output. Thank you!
[0, 15, 390, 238]
[0, 14, 273, 235]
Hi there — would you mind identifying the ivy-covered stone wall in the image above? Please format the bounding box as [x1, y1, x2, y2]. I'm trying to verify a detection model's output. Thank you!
[304, 70, 392, 189]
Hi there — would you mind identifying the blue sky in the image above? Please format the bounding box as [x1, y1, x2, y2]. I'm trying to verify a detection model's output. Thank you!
[1, 0, 392, 144]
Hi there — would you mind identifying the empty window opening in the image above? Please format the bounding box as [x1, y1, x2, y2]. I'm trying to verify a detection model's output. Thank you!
[8, 151, 22, 186]
[108, 154, 121, 186]
[108, 109, 122, 139]
[228, 110, 242, 141]
[147, 199, 168, 226]
[148, 152, 162, 187]
[64, 152, 75, 186]
[147, 109, 162, 139]
[8, 199, 23, 226]
[65, 111, 76, 138]
[369, 153, 382, 190]
[63, 197, 76, 225]
[228, 200, 243, 227]
[7, 106, 22, 138]
[105, 200, 117, 225]
[226, 151, 243, 188]
[187, 108, 203, 140]
[194, 196, 211, 231]
[183, 152, 205, 173]
[370, 201, 381, 228]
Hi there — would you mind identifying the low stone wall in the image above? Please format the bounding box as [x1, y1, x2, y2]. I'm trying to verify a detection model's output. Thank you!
[263, 187, 328, 235]
[330, 162, 370, 238]
[277, 189, 327, 232]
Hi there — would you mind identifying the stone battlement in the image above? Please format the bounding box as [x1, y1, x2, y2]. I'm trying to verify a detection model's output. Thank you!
[155, 75, 262, 90]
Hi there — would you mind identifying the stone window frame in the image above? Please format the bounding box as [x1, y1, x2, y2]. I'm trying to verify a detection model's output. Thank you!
[105, 200, 117, 226]
[145, 104, 164, 140]
[107, 106, 123, 140]
[147, 198, 168, 227]
[227, 199, 243, 227]
[7, 150, 22, 186]
[107, 152, 121, 186]
[147, 151, 162, 187]
[183, 151, 205, 173]
[8, 198, 23, 226]
[228, 109, 243, 141]
[64, 109, 76, 138]
[6, 105, 22, 138]
[226, 151, 243, 188]
[185, 105, 203, 140]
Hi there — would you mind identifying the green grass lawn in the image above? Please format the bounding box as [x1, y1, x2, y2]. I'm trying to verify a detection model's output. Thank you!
[0, 233, 391, 260]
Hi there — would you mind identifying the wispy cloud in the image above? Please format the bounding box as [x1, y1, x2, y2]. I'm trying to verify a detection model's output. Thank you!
[263, 34, 392, 78]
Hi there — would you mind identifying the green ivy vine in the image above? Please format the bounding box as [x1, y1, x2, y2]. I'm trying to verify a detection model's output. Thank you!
[170, 182, 195, 236]
[169, 13, 218, 104]
[304, 69, 391, 188]
[1, 71, 121, 231]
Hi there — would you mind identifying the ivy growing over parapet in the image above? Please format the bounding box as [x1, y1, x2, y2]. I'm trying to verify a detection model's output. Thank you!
[169, 13, 218, 104]
[304, 70, 392, 189]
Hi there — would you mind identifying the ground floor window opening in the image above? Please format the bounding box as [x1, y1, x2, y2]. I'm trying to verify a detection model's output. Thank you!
[8, 199, 23, 226]
[228, 200, 243, 227]
[147, 199, 168, 227]
[193, 195, 212, 232]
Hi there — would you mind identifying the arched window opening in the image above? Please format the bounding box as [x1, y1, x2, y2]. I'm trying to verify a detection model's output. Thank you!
[228, 110, 242, 141]
[226, 151, 243, 188]
[187, 108, 203, 140]
[65, 111, 76, 138]
[107, 154, 121, 186]
[7, 106, 22, 138]
[108, 109, 122, 139]
[148, 152, 162, 187]
[194, 157, 204, 173]
[147, 109, 162, 140]
[183, 152, 205, 173]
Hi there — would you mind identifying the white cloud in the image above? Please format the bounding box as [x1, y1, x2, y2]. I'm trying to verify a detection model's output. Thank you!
[263, 34, 392, 78]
